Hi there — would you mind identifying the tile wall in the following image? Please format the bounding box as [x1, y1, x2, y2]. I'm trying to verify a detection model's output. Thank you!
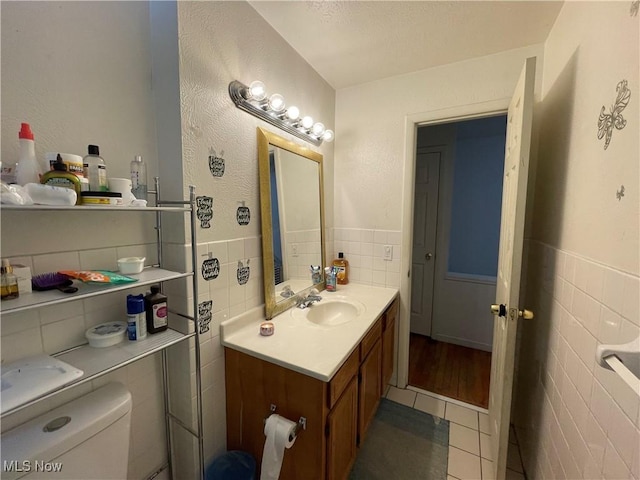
[333, 228, 402, 288]
[514, 241, 640, 480]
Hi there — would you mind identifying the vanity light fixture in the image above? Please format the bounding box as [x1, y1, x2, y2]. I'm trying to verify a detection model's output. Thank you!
[229, 80, 334, 146]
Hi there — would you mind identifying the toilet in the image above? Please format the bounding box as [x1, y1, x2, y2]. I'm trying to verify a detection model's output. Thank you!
[1, 382, 132, 480]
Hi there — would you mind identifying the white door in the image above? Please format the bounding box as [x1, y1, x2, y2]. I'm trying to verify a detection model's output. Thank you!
[410, 149, 441, 336]
[489, 57, 536, 480]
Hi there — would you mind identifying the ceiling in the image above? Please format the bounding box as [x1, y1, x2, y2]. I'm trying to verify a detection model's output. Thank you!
[249, 1, 564, 90]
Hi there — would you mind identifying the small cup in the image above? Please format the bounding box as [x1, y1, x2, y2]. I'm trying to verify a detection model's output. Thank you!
[108, 178, 135, 205]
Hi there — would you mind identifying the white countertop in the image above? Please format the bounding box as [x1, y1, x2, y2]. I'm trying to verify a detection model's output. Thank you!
[220, 283, 399, 382]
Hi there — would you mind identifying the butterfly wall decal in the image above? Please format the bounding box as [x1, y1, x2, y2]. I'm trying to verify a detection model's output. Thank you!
[631, 0, 639, 17]
[597, 80, 631, 150]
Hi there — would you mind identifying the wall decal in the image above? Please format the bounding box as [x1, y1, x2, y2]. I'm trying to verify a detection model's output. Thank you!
[198, 300, 212, 334]
[616, 185, 625, 201]
[202, 254, 220, 281]
[598, 80, 630, 150]
[236, 201, 251, 226]
[209, 148, 225, 177]
[631, 1, 639, 16]
[196, 196, 213, 228]
[237, 259, 250, 285]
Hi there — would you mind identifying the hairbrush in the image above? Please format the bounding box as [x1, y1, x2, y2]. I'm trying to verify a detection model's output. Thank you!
[31, 272, 78, 293]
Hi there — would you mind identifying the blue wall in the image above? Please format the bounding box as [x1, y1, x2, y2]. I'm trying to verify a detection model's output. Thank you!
[447, 115, 506, 277]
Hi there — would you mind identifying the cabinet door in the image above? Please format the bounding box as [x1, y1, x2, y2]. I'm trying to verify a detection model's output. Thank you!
[381, 315, 395, 393]
[381, 300, 398, 393]
[358, 339, 382, 443]
[327, 377, 358, 480]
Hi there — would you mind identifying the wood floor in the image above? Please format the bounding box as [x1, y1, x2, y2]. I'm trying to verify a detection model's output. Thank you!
[408, 334, 491, 408]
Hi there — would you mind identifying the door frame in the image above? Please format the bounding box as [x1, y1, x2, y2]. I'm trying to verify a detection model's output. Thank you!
[397, 99, 510, 389]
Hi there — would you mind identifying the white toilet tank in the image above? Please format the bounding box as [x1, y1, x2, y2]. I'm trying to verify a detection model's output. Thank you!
[1, 382, 132, 480]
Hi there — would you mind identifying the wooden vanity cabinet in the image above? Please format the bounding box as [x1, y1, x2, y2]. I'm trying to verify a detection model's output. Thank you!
[224, 296, 398, 480]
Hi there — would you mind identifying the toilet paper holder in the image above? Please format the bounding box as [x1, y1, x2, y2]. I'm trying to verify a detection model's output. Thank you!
[264, 403, 306, 441]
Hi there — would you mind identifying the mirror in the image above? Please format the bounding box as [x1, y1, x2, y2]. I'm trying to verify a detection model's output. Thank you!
[258, 127, 326, 319]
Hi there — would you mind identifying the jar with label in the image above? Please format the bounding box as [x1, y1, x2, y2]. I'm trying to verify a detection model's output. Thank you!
[41, 154, 82, 204]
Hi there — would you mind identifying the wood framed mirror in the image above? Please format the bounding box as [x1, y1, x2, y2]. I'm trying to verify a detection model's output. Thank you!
[258, 127, 326, 319]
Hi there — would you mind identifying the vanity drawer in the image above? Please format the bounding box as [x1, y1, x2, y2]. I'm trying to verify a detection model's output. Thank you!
[328, 348, 359, 408]
[360, 318, 382, 362]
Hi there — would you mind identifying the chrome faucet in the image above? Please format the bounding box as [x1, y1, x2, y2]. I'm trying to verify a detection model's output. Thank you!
[296, 289, 322, 309]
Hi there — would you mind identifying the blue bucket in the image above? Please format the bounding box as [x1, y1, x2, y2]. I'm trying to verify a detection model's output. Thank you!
[205, 451, 256, 480]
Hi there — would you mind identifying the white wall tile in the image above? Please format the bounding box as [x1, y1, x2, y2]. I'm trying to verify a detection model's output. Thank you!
[603, 268, 625, 316]
[603, 439, 631, 480]
[1, 327, 43, 363]
[79, 247, 118, 271]
[2, 310, 40, 335]
[39, 300, 84, 325]
[41, 315, 86, 354]
[622, 275, 640, 326]
[32, 251, 81, 275]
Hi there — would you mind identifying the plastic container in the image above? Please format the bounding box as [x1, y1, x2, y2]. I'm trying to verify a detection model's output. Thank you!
[82, 145, 108, 191]
[117, 257, 145, 274]
[145, 285, 168, 334]
[45, 152, 84, 177]
[85, 321, 127, 347]
[41, 154, 83, 204]
[333, 252, 349, 285]
[205, 451, 256, 480]
[25, 183, 77, 206]
[126, 294, 146, 341]
[16, 123, 42, 186]
[130, 155, 147, 200]
[80, 191, 123, 206]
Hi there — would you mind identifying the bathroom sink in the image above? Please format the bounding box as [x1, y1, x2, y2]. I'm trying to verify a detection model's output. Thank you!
[291, 297, 365, 326]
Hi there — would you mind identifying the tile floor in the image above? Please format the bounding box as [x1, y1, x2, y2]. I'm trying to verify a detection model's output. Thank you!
[385, 386, 525, 480]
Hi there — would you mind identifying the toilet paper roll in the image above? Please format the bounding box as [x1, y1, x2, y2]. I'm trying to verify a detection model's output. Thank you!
[260, 414, 297, 480]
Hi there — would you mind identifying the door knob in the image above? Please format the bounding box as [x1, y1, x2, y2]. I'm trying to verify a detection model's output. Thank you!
[518, 309, 534, 320]
[425, 253, 433, 261]
[490, 304, 507, 317]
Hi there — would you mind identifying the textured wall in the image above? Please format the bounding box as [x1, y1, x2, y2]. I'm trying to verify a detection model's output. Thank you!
[173, 0, 335, 465]
[514, 2, 639, 479]
[334, 44, 544, 232]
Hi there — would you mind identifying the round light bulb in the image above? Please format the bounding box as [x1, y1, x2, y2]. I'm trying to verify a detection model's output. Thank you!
[312, 122, 325, 136]
[248, 80, 267, 101]
[286, 106, 300, 121]
[301, 116, 314, 129]
[322, 130, 335, 142]
[268, 93, 285, 112]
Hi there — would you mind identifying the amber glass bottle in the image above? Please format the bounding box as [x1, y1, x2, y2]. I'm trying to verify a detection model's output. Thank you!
[333, 252, 349, 285]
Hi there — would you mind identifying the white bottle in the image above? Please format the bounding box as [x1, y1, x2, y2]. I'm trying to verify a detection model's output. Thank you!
[130, 155, 147, 199]
[83, 145, 108, 191]
[15, 123, 42, 186]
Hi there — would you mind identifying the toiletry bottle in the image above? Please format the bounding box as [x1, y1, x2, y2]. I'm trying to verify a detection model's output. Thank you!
[325, 266, 336, 292]
[333, 252, 349, 285]
[144, 285, 168, 334]
[41, 154, 82, 204]
[83, 145, 108, 191]
[16, 123, 42, 186]
[130, 155, 147, 200]
[1, 259, 20, 300]
[126, 294, 147, 341]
